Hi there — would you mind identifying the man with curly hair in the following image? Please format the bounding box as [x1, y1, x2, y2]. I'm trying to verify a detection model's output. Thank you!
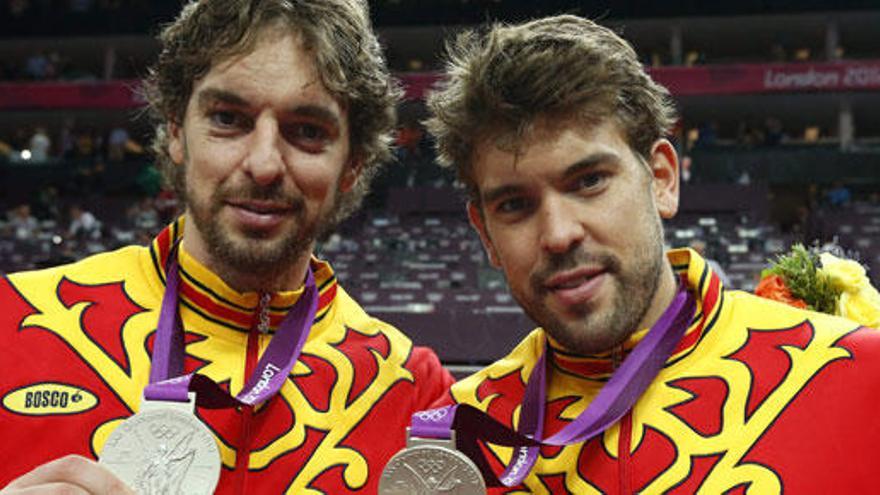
[423, 14, 880, 493]
[0, 1, 452, 493]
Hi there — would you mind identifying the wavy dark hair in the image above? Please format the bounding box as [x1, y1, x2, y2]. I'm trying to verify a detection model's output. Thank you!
[426, 15, 678, 202]
[144, 0, 400, 226]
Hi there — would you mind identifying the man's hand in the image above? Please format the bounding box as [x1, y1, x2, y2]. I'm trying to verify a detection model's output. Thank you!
[1, 455, 135, 494]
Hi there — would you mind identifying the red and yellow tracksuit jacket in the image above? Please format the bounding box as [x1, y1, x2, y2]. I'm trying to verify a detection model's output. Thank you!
[0, 218, 454, 494]
[446, 249, 880, 494]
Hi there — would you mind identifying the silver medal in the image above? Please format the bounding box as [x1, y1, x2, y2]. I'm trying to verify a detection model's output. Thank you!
[99, 396, 221, 495]
[379, 430, 486, 495]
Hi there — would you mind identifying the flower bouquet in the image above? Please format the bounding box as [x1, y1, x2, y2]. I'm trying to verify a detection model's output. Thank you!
[755, 244, 880, 328]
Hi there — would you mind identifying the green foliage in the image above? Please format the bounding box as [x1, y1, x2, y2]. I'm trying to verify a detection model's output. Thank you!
[764, 244, 842, 314]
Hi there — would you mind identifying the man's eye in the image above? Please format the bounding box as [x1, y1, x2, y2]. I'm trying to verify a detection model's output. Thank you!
[286, 123, 335, 153]
[210, 111, 244, 128]
[295, 124, 328, 141]
[575, 173, 604, 190]
[496, 197, 529, 214]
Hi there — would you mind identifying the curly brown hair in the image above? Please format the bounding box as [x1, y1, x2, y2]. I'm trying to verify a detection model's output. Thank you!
[425, 15, 677, 202]
[144, 0, 400, 226]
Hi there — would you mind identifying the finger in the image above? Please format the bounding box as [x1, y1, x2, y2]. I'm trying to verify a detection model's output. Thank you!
[3, 455, 134, 495]
[2, 482, 89, 494]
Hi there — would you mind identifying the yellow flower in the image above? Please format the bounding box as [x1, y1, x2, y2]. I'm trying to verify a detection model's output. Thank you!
[820, 253, 870, 293]
[819, 252, 880, 328]
[838, 287, 880, 329]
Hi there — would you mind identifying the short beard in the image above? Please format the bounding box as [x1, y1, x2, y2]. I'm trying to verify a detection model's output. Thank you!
[181, 166, 342, 280]
[518, 219, 666, 355]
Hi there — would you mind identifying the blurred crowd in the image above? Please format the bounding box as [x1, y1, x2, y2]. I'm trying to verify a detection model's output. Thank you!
[684, 117, 831, 151]
[0, 123, 145, 166]
[1, 191, 179, 273]
[0, 50, 96, 82]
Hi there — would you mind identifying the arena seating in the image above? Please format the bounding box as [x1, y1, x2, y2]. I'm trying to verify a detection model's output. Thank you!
[3, 2, 880, 371]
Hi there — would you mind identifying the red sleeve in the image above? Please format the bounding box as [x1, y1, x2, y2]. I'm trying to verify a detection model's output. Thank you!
[409, 345, 456, 411]
[745, 326, 880, 493]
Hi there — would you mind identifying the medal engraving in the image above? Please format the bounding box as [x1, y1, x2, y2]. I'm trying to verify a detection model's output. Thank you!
[379, 440, 485, 495]
[100, 406, 220, 495]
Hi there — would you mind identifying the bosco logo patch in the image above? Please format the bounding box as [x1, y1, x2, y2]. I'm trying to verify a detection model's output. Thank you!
[2, 382, 98, 416]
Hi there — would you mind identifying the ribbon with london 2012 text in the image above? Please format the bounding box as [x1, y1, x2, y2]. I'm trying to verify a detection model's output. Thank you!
[100, 245, 319, 494]
[143, 245, 319, 408]
[410, 284, 696, 487]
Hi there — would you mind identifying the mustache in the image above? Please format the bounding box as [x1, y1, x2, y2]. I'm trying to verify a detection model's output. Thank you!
[213, 182, 304, 209]
[530, 249, 621, 289]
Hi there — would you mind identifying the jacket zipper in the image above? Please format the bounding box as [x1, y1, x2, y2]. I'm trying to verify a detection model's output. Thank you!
[612, 346, 634, 495]
[618, 411, 633, 495]
[235, 293, 272, 494]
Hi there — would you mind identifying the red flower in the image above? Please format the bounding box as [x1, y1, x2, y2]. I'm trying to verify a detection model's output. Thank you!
[755, 274, 808, 309]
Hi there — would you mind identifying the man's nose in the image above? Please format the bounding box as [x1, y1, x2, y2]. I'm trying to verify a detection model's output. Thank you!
[539, 195, 586, 254]
[242, 114, 284, 186]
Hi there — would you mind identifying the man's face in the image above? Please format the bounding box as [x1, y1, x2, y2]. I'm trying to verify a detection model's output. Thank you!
[168, 29, 358, 280]
[468, 120, 679, 354]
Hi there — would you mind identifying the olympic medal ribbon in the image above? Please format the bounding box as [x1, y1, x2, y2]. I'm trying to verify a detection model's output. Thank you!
[143, 248, 319, 409]
[410, 283, 696, 487]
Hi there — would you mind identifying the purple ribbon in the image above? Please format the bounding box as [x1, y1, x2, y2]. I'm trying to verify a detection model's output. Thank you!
[411, 284, 695, 487]
[143, 246, 319, 409]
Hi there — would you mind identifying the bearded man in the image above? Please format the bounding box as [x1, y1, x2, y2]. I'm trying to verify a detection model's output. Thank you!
[0, 1, 452, 493]
[417, 14, 880, 494]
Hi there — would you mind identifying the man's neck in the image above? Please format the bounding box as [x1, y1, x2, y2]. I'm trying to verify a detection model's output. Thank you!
[634, 261, 680, 335]
[218, 258, 311, 294]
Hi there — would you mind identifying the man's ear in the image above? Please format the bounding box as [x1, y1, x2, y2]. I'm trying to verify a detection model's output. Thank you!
[467, 201, 502, 268]
[339, 156, 363, 193]
[168, 121, 185, 165]
[648, 138, 680, 220]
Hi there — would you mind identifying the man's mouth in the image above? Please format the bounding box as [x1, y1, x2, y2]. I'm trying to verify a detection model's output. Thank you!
[227, 199, 292, 215]
[225, 199, 295, 228]
[543, 267, 608, 306]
